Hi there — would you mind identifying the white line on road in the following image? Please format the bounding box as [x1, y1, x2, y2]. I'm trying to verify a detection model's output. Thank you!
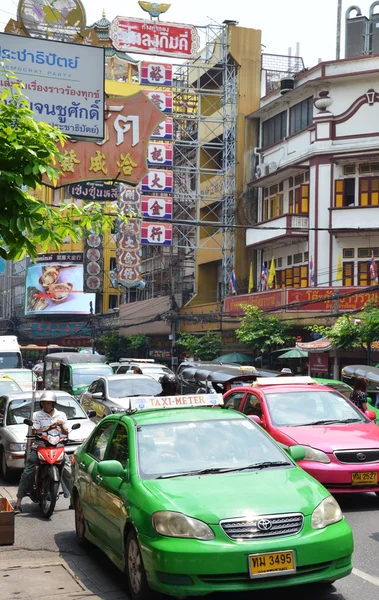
[353, 568, 379, 587]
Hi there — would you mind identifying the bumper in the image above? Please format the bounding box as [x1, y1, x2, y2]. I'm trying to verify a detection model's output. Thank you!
[300, 459, 379, 494]
[138, 519, 353, 597]
[5, 451, 25, 470]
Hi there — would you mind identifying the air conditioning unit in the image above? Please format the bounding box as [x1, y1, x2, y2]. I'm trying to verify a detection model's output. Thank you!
[255, 163, 270, 178]
[268, 162, 278, 173]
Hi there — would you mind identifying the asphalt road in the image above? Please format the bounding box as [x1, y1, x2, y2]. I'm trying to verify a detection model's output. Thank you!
[1, 473, 379, 600]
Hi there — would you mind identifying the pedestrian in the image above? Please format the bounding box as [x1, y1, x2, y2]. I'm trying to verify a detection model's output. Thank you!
[132, 366, 143, 374]
[349, 376, 369, 412]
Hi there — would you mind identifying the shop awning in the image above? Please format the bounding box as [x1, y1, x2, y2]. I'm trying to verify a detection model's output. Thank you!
[296, 338, 333, 353]
[119, 296, 173, 337]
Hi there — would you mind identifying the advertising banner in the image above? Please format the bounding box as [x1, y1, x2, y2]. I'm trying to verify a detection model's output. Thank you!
[83, 233, 103, 294]
[141, 170, 173, 193]
[286, 288, 379, 311]
[147, 142, 173, 166]
[68, 181, 118, 201]
[31, 323, 91, 339]
[143, 90, 173, 114]
[140, 61, 173, 87]
[151, 118, 173, 140]
[309, 353, 329, 374]
[223, 290, 284, 315]
[0, 32, 105, 141]
[109, 17, 200, 59]
[141, 222, 173, 245]
[116, 185, 143, 287]
[43, 93, 164, 187]
[141, 196, 173, 219]
[25, 254, 95, 315]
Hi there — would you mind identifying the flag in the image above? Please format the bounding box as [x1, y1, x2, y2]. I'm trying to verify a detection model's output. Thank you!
[309, 256, 315, 286]
[370, 252, 378, 282]
[336, 254, 343, 283]
[248, 262, 254, 293]
[261, 264, 268, 291]
[229, 268, 237, 295]
[268, 257, 276, 289]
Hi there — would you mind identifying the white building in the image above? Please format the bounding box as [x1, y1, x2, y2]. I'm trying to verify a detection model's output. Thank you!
[247, 54, 379, 291]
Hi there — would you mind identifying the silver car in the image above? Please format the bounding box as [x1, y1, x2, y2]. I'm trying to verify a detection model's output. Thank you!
[0, 391, 96, 480]
[0, 368, 37, 392]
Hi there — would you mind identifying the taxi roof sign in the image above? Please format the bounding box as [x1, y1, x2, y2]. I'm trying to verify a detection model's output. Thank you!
[254, 376, 316, 387]
[124, 393, 224, 412]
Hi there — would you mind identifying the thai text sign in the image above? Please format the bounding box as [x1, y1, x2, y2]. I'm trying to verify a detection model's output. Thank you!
[43, 93, 163, 187]
[286, 288, 379, 312]
[140, 61, 173, 86]
[31, 323, 91, 339]
[109, 17, 200, 59]
[224, 291, 284, 315]
[309, 353, 329, 374]
[141, 196, 173, 219]
[141, 222, 172, 245]
[147, 142, 173, 166]
[68, 181, 118, 201]
[0, 32, 105, 141]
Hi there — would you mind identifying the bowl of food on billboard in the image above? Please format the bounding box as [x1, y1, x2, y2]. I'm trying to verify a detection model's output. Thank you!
[25, 253, 95, 315]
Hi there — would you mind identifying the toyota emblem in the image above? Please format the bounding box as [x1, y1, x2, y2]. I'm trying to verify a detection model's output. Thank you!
[356, 453, 367, 461]
[257, 519, 273, 531]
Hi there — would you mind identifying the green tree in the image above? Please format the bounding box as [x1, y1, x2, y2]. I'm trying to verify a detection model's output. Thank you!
[310, 303, 379, 365]
[0, 67, 117, 260]
[95, 332, 151, 362]
[236, 305, 290, 355]
[177, 331, 222, 361]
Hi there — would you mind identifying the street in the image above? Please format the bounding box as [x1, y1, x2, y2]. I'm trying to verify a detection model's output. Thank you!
[1, 477, 379, 600]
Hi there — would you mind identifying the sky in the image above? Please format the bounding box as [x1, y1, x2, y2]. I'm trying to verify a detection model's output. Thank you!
[0, 0, 378, 68]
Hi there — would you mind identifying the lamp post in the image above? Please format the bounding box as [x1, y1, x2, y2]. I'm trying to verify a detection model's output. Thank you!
[336, 0, 343, 59]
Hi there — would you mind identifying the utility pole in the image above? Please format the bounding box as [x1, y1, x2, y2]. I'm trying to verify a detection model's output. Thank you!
[336, 0, 342, 59]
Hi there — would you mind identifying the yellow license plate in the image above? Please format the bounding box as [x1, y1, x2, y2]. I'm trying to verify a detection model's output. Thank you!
[249, 551, 295, 578]
[352, 472, 378, 485]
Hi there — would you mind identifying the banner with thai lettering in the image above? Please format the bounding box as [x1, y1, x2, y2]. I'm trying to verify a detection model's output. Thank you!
[141, 222, 173, 245]
[68, 181, 119, 201]
[143, 90, 173, 114]
[150, 118, 173, 141]
[141, 196, 173, 219]
[140, 61, 173, 86]
[147, 143, 173, 166]
[286, 288, 379, 311]
[141, 170, 173, 193]
[109, 17, 200, 59]
[116, 185, 143, 287]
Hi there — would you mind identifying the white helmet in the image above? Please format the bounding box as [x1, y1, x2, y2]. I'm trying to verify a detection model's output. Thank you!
[40, 390, 57, 403]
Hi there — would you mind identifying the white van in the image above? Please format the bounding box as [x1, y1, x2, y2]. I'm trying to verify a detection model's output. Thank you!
[0, 336, 22, 369]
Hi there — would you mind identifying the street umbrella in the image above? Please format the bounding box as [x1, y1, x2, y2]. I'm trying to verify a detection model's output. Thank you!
[278, 348, 308, 359]
[213, 352, 253, 364]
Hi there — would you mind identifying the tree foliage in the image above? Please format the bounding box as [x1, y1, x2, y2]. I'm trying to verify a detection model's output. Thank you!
[177, 331, 222, 361]
[0, 66, 118, 260]
[95, 331, 150, 362]
[236, 305, 290, 353]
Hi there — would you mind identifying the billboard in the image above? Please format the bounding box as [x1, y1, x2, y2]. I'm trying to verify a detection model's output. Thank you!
[140, 62, 173, 87]
[25, 255, 95, 315]
[109, 17, 200, 59]
[0, 32, 105, 141]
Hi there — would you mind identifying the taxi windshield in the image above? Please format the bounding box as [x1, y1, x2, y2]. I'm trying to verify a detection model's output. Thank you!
[137, 418, 290, 479]
[265, 390, 368, 427]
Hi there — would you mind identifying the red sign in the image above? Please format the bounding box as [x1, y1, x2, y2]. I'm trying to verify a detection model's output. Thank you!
[286, 288, 379, 312]
[109, 17, 200, 59]
[141, 222, 173, 245]
[143, 90, 172, 114]
[141, 196, 173, 219]
[43, 93, 163, 187]
[147, 142, 173, 166]
[309, 353, 329, 374]
[141, 170, 173, 193]
[151, 118, 173, 141]
[224, 291, 284, 315]
[140, 62, 173, 86]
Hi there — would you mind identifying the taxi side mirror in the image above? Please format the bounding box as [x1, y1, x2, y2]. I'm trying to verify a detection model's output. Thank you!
[287, 445, 306, 462]
[92, 392, 104, 399]
[249, 415, 263, 426]
[98, 460, 126, 478]
[365, 409, 377, 421]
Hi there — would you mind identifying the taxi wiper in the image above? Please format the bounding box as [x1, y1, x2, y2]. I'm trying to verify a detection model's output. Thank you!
[233, 461, 291, 471]
[336, 418, 362, 423]
[298, 419, 342, 425]
[157, 467, 237, 479]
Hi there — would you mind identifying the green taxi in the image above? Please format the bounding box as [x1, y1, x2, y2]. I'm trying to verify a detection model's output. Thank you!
[71, 394, 353, 599]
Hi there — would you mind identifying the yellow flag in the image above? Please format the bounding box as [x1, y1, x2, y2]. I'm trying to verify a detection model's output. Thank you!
[248, 262, 254, 293]
[336, 254, 343, 283]
[268, 257, 276, 289]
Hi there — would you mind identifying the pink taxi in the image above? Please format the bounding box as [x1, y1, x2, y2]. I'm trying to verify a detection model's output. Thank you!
[223, 376, 379, 495]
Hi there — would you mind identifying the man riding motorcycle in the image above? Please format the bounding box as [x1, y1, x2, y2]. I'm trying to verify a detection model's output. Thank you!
[12, 390, 71, 513]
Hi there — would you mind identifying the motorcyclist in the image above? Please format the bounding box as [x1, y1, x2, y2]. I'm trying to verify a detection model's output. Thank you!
[158, 374, 178, 396]
[12, 390, 70, 514]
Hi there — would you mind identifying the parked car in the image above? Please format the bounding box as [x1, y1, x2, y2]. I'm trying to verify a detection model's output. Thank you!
[0, 391, 96, 480]
[223, 376, 379, 495]
[314, 377, 379, 421]
[80, 374, 162, 420]
[71, 394, 353, 600]
[0, 368, 36, 392]
[116, 359, 175, 381]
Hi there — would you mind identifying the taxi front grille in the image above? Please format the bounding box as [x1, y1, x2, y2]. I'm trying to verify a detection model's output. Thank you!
[334, 449, 379, 463]
[220, 513, 303, 540]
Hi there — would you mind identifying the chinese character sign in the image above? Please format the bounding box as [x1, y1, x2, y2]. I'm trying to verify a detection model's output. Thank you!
[147, 142, 173, 166]
[43, 92, 164, 187]
[141, 222, 173, 245]
[150, 117, 173, 140]
[141, 196, 173, 219]
[143, 90, 173, 114]
[83, 232, 104, 294]
[109, 17, 200, 59]
[141, 170, 173, 193]
[140, 62, 173, 86]
[116, 184, 143, 286]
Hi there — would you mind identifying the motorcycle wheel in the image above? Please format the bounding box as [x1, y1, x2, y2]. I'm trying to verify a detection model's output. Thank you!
[41, 476, 59, 519]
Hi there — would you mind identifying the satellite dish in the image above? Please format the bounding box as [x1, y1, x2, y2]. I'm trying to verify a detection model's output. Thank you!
[17, 0, 86, 42]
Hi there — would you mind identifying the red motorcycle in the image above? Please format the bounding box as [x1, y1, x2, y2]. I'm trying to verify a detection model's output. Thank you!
[24, 419, 81, 518]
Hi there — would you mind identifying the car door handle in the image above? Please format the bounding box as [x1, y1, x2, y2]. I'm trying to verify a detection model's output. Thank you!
[79, 462, 85, 469]
[96, 475, 103, 483]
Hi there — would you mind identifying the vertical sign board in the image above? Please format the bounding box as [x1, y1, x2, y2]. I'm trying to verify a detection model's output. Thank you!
[83, 233, 104, 294]
[140, 62, 173, 86]
[116, 185, 143, 287]
[0, 32, 105, 141]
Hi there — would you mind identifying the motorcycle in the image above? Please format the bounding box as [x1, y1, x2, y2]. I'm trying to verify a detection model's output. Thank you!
[23, 418, 81, 518]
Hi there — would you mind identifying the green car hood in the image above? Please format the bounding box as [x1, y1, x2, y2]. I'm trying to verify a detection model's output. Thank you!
[142, 467, 327, 523]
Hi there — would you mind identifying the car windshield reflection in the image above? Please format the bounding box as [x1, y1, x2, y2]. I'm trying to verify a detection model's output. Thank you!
[6, 395, 87, 425]
[108, 378, 161, 398]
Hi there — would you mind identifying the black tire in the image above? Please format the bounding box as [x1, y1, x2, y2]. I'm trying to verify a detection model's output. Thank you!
[41, 476, 58, 519]
[125, 529, 152, 600]
[0, 447, 11, 481]
[74, 493, 87, 546]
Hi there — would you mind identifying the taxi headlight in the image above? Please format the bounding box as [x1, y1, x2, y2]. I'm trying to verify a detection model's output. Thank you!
[311, 496, 343, 529]
[9, 443, 26, 451]
[152, 511, 215, 540]
[303, 446, 331, 463]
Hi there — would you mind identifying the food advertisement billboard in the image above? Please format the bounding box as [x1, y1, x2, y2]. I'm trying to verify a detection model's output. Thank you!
[25, 254, 95, 315]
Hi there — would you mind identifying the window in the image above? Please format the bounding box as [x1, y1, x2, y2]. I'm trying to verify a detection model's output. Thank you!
[106, 424, 129, 466]
[343, 248, 354, 258]
[277, 257, 283, 268]
[0, 396, 6, 423]
[289, 177, 309, 214]
[358, 262, 370, 286]
[289, 97, 313, 135]
[287, 256, 293, 265]
[359, 163, 379, 173]
[108, 295, 119, 310]
[225, 392, 245, 411]
[334, 179, 355, 207]
[262, 111, 287, 147]
[304, 251, 309, 261]
[359, 178, 379, 206]
[293, 253, 303, 264]
[277, 265, 308, 289]
[344, 165, 355, 175]
[343, 262, 354, 286]
[110, 257, 117, 271]
[262, 184, 284, 221]
[86, 422, 115, 461]
[358, 248, 370, 258]
[243, 394, 263, 418]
